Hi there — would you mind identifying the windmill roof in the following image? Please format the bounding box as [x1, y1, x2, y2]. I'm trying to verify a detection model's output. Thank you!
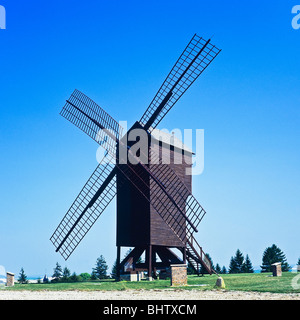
[150, 128, 193, 154]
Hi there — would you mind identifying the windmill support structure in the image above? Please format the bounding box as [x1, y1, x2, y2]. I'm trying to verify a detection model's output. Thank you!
[117, 244, 188, 280]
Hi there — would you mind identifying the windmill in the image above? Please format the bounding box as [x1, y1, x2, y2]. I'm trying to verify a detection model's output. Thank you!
[50, 34, 221, 279]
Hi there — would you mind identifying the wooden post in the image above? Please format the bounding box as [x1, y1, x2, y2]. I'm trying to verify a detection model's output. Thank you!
[181, 246, 187, 264]
[147, 245, 152, 280]
[116, 246, 121, 281]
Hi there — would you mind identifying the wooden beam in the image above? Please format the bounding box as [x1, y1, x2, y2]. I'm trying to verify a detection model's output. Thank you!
[116, 246, 121, 281]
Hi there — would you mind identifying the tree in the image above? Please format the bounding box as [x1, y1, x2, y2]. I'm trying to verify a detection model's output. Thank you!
[80, 273, 91, 281]
[200, 253, 214, 275]
[241, 254, 254, 273]
[90, 270, 98, 280]
[70, 272, 81, 282]
[228, 256, 238, 274]
[229, 249, 244, 273]
[52, 262, 63, 280]
[221, 266, 227, 274]
[261, 244, 290, 272]
[43, 275, 49, 283]
[92, 255, 109, 279]
[62, 267, 71, 282]
[187, 262, 196, 275]
[297, 258, 300, 272]
[235, 249, 244, 273]
[215, 263, 222, 274]
[18, 267, 28, 284]
[111, 259, 118, 279]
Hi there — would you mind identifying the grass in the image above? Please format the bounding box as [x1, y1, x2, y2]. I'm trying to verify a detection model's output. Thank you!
[3, 272, 300, 294]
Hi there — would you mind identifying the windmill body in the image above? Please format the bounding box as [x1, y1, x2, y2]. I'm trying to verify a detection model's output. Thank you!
[50, 34, 221, 278]
[116, 123, 193, 275]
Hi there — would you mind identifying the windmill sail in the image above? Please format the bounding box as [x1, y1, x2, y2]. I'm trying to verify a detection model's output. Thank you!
[140, 34, 221, 131]
[50, 156, 117, 260]
[61, 89, 123, 158]
[148, 148, 206, 233]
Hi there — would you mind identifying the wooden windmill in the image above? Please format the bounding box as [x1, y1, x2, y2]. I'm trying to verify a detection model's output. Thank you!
[50, 34, 221, 278]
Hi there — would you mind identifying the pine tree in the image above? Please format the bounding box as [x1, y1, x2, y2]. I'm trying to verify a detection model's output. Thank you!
[18, 267, 28, 284]
[215, 263, 221, 274]
[92, 255, 109, 279]
[111, 259, 118, 279]
[235, 249, 244, 273]
[52, 262, 63, 281]
[261, 244, 290, 272]
[62, 267, 71, 282]
[136, 255, 144, 265]
[297, 258, 300, 272]
[90, 270, 98, 280]
[221, 266, 227, 274]
[229, 249, 244, 273]
[70, 272, 80, 282]
[241, 254, 254, 273]
[228, 256, 238, 273]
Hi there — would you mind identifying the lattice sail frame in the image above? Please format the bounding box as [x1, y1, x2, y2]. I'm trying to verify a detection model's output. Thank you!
[61, 89, 123, 158]
[50, 155, 117, 260]
[140, 34, 221, 131]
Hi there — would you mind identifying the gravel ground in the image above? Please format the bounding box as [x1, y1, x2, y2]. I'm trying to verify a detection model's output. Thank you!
[0, 289, 300, 300]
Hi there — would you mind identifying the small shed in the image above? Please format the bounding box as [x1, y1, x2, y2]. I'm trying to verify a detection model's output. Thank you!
[271, 262, 282, 277]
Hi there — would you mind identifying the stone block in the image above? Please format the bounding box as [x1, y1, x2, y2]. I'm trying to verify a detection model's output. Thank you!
[170, 264, 187, 287]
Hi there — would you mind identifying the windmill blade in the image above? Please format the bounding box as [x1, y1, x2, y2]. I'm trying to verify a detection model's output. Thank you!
[50, 155, 117, 260]
[148, 148, 206, 232]
[140, 34, 221, 131]
[60, 89, 123, 158]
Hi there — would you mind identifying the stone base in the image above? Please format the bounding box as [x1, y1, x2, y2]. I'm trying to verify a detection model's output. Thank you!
[6, 272, 15, 287]
[272, 263, 282, 277]
[170, 264, 187, 287]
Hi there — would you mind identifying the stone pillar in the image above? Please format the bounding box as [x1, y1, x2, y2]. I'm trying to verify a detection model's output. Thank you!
[6, 272, 15, 287]
[271, 262, 282, 277]
[170, 264, 187, 287]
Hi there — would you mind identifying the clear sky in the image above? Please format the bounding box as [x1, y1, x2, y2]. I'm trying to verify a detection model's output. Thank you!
[0, 0, 299, 277]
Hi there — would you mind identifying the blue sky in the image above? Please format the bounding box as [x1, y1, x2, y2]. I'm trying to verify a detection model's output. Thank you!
[0, 0, 299, 277]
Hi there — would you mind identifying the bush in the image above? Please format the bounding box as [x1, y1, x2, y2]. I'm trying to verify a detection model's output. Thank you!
[80, 273, 91, 281]
[69, 272, 82, 282]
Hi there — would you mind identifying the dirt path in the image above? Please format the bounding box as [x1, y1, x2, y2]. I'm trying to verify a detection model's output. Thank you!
[1, 289, 300, 300]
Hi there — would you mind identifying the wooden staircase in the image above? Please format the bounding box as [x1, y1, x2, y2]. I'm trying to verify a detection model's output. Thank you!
[186, 232, 213, 275]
